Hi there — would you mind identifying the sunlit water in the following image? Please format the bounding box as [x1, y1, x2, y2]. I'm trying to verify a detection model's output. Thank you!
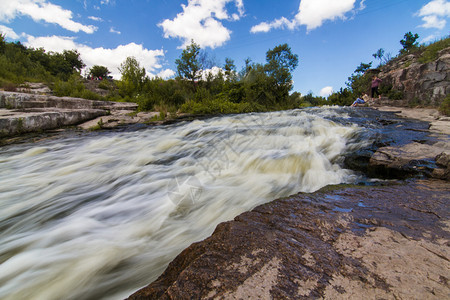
[0, 108, 371, 299]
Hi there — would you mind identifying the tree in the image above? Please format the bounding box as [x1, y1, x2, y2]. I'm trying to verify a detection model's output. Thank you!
[372, 48, 385, 66]
[175, 40, 202, 86]
[89, 65, 110, 79]
[400, 32, 419, 53]
[62, 50, 85, 73]
[264, 43, 299, 100]
[0, 33, 5, 54]
[265, 44, 298, 87]
[224, 57, 237, 81]
[118, 56, 146, 97]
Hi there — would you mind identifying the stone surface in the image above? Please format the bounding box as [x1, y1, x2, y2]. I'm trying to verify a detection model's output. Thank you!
[0, 91, 138, 137]
[128, 180, 450, 299]
[0, 108, 107, 137]
[378, 47, 450, 106]
[0, 91, 138, 111]
[369, 141, 450, 179]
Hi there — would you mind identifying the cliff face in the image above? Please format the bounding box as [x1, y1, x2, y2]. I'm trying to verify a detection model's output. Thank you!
[377, 46, 450, 106]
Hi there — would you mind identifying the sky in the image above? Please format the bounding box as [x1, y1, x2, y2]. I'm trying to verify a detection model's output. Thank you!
[0, 0, 449, 97]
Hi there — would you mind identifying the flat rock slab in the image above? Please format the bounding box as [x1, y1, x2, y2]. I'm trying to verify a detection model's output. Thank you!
[0, 91, 138, 111]
[128, 180, 449, 300]
[0, 108, 106, 137]
[376, 106, 450, 135]
[78, 111, 159, 130]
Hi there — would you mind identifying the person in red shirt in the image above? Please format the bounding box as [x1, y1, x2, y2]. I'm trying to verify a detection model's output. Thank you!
[371, 75, 382, 99]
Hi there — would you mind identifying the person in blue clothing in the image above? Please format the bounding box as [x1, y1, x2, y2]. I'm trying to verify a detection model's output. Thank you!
[351, 93, 369, 107]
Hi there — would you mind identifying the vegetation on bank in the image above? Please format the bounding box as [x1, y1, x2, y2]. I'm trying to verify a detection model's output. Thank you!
[328, 33, 449, 108]
[0, 32, 448, 116]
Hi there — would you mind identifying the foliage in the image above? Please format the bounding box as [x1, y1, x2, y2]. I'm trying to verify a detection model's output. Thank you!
[400, 32, 419, 54]
[117, 56, 146, 98]
[0, 34, 5, 54]
[264, 43, 299, 101]
[372, 48, 391, 66]
[89, 65, 110, 79]
[175, 40, 202, 86]
[328, 61, 373, 106]
[439, 94, 450, 116]
[53, 74, 102, 100]
[418, 36, 450, 64]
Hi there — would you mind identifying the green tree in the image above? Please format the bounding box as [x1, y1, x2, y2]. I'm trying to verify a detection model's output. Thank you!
[118, 56, 146, 98]
[175, 40, 202, 86]
[264, 43, 299, 101]
[0, 34, 5, 54]
[224, 57, 237, 81]
[89, 65, 110, 79]
[400, 32, 419, 53]
[372, 48, 385, 66]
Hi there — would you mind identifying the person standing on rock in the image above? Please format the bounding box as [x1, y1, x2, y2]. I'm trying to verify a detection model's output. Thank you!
[371, 75, 382, 99]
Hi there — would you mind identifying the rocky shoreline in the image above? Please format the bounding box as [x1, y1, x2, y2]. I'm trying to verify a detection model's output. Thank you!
[127, 107, 449, 299]
[128, 180, 449, 299]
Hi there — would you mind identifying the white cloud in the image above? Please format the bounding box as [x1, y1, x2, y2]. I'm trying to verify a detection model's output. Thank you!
[156, 69, 176, 79]
[0, 25, 20, 39]
[0, 0, 97, 34]
[319, 86, 333, 97]
[88, 16, 103, 22]
[251, 0, 363, 33]
[24, 35, 167, 79]
[421, 34, 437, 44]
[109, 27, 121, 35]
[417, 0, 450, 29]
[159, 0, 244, 49]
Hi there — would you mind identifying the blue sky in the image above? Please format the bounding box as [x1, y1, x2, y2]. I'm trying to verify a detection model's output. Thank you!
[0, 0, 449, 96]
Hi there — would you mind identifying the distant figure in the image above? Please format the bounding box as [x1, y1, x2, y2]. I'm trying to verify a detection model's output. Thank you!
[371, 76, 382, 99]
[351, 93, 369, 107]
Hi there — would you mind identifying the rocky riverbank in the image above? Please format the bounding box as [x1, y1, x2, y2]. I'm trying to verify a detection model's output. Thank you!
[128, 107, 450, 299]
[128, 179, 449, 299]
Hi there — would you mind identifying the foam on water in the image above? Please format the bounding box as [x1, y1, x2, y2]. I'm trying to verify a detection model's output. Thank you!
[0, 108, 368, 299]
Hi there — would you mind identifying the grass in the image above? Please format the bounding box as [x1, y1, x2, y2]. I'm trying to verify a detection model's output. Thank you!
[418, 36, 450, 64]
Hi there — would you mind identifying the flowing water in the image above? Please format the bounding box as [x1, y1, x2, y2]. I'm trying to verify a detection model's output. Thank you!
[0, 107, 373, 299]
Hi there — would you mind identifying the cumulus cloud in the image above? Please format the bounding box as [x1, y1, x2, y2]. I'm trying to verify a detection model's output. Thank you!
[157, 69, 176, 79]
[159, 0, 244, 49]
[417, 0, 450, 29]
[251, 0, 364, 33]
[0, 25, 20, 39]
[0, 0, 97, 34]
[319, 86, 333, 97]
[24, 35, 169, 79]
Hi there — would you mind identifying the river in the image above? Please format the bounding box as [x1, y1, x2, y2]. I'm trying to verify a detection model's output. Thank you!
[0, 107, 391, 299]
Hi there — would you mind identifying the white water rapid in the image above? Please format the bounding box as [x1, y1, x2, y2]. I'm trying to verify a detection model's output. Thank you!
[0, 108, 368, 299]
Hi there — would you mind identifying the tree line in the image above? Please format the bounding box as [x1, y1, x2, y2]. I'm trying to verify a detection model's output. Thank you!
[1, 31, 447, 115]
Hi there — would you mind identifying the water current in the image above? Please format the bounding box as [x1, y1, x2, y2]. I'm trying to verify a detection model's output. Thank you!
[0, 107, 376, 299]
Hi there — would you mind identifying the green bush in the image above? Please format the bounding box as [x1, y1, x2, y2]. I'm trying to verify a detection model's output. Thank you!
[52, 74, 102, 100]
[180, 96, 259, 115]
[439, 94, 450, 116]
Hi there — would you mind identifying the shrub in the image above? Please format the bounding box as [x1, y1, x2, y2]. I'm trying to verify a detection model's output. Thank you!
[418, 36, 450, 64]
[3, 82, 17, 92]
[439, 94, 450, 116]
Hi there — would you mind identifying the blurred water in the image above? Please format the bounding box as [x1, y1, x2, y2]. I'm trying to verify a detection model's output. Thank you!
[0, 107, 369, 299]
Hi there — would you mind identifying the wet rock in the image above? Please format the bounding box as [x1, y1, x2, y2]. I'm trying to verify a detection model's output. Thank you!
[433, 152, 450, 180]
[368, 142, 450, 179]
[128, 180, 450, 299]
